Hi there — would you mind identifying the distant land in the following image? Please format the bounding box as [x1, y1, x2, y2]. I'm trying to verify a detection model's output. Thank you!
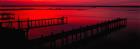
[0, 5, 140, 10]
[0, 5, 140, 7]
[0, 8, 87, 10]
[0, 6, 88, 10]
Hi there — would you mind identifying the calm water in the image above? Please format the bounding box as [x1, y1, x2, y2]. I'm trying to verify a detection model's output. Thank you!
[0, 7, 140, 41]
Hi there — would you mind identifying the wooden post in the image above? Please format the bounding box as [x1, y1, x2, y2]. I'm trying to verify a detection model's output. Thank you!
[0, 22, 2, 28]
[90, 29, 94, 37]
[8, 20, 12, 28]
[44, 20, 46, 26]
[79, 26, 82, 40]
[48, 20, 50, 26]
[57, 18, 60, 24]
[50, 19, 52, 25]
[17, 17, 21, 29]
[42, 20, 43, 26]
[61, 17, 64, 24]
[30, 21, 33, 28]
[34, 21, 36, 27]
[27, 18, 30, 29]
[61, 38, 64, 46]
[75, 32, 78, 41]
[38, 20, 40, 26]
[52, 19, 54, 25]
[65, 36, 68, 45]
[41, 20, 43, 26]
[55, 19, 57, 25]
[61, 30, 65, 46]
[71, 34, 74, 43]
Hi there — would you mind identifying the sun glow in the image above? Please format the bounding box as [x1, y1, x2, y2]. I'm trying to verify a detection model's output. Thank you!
[31, 0, 45, 1]
[31, 0, 55, 1]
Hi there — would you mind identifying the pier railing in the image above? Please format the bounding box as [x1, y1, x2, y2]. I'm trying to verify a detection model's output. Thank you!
[29, 18, 127, 49]
[0, 17, 67, 30]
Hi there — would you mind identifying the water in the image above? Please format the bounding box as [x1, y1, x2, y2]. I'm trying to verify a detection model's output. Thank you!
[0, 7, 140, 48]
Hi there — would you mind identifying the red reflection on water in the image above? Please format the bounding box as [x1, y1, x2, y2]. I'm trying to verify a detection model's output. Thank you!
[9, 9, 110, 39]
[1, 7, 138, 39]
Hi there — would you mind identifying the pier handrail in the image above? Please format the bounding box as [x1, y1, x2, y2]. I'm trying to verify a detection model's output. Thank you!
[29, 18, 127, 48]
[0, 17, 68, 29]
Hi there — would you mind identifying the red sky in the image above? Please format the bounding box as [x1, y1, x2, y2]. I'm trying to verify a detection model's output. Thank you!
[0, 0, 140, 6]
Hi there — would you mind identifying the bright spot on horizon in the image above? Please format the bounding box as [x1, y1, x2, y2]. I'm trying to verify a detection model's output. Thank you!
[31, 0, 45, 1]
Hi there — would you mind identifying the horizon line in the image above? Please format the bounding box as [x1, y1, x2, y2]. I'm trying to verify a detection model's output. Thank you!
[0, 5, 140, 7]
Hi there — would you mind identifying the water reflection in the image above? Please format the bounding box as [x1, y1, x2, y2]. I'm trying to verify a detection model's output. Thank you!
[0, 7, 139, 49]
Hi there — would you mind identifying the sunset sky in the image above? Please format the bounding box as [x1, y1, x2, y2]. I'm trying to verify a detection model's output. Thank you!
[0, 0, 140, 6]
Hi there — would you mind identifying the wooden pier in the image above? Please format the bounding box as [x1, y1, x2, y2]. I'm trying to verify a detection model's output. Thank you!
[0, 13, 15, 20]
[0, 17, 67, 30]
[0, 16, 68, 49]
[28, 18, 127, 49]
[0, 16, 127, 49]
